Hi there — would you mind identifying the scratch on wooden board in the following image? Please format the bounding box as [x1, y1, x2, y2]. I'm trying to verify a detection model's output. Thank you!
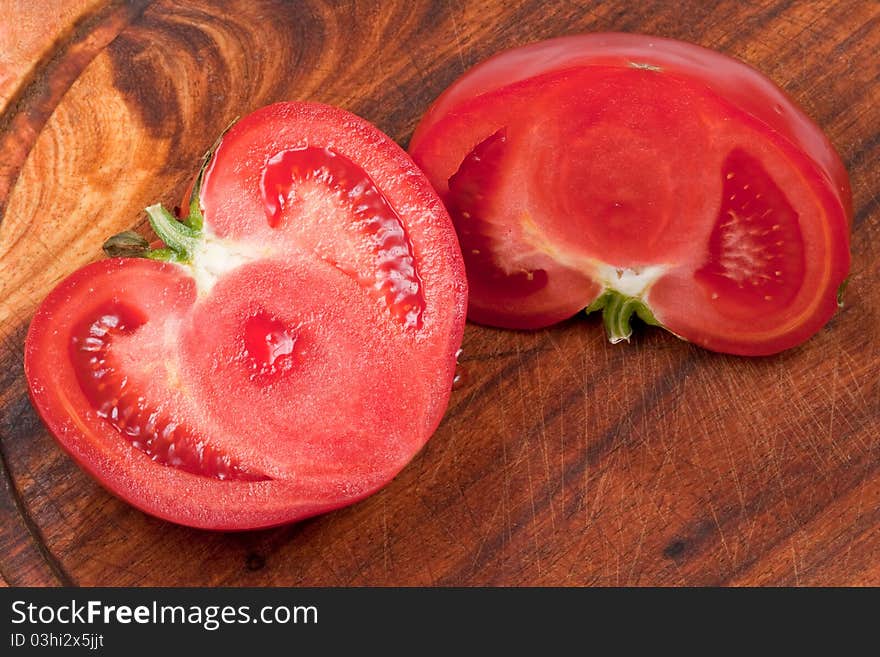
[381, 500, 390, 575]
[790, 538, 801, 586]
[826, 345, 850, 465]
[647, 444, 675, 522]
[656, 391, 687, 525]
[791, 353, 843, 466]
[547, 330, 582, 381]
[626, 498, 651, 585]
[735, 514, 761, 568]
[840, 476, 867, 576]
[445, 0, 467, 70]
[490, 341, 515, 551]
[576, 326, 594, 519]
[422, 561, 437, 586]
[470, 495, 505, 573]
[572, 484, 620, 582]
[342, 540, 370, 585]
[720, 428, 746, 512]
[564, 565, 602, 587]
[536, 334, 559, 532]
[455, 477, 478, 530]
[614, 537, 620, 586]
[88, 555, 146, 586]
[707, 498, 733, 569]
[839, 349, 875, 454]
[515, 339, 544, 577]
[558, 386, 566, 520]
[302, 527, 348, 586]
[782, 368, 828, 471]
[425, 389, 478, 486]
[585, 455, 613, 524]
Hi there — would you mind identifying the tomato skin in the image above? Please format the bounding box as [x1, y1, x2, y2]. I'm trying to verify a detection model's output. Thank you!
[410, 33, 851, 355]
[411, 33, 850, 211]
[25, 262, 413, 529]
[25, 103, 467, 530]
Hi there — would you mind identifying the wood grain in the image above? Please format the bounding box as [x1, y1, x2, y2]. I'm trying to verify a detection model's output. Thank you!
[0, 0, 104, 111]
[1, 0, 878, 586]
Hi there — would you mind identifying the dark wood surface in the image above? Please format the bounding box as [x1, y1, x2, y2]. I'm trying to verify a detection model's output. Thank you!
[1, 0, 878, 586]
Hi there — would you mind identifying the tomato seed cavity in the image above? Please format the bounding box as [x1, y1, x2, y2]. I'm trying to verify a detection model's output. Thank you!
[260, 147, 425, 328]
[448, 129, 548, 295]
[70, 303, 267, 481]
[696, 149, 805, 309]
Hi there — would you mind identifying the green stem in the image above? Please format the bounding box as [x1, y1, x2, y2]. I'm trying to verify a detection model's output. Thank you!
[102, 205, 202, 263]
[102, 118, 237, 262]
[145, 203, 200, 262]
[585, 290, 661, 344]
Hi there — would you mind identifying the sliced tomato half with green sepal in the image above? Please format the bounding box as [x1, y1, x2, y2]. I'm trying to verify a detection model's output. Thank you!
[25, 102, 467, 530]
[410, 33, 851, 355]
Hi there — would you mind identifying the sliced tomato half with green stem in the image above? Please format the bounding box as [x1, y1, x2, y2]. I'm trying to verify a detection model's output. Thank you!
[25, 102, 467, 530]
[410, 33, 851, 356]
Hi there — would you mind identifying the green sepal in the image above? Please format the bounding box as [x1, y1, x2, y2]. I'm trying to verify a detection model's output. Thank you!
[183, 150, 209, 232]
[145, 248, 180, 262]
[102, 230, 151, 258]
[184, 117, 238, 232]
[585, 290, 661, 344]
[102, 230, 186, 263]
[837, 276, 850, 308]
[102, 118, 236, 263]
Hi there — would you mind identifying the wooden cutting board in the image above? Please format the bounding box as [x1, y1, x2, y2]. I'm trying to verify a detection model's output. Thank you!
[1, 0, 878, 586]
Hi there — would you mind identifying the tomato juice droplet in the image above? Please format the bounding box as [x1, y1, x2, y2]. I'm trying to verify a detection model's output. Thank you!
[69, 302, 266, 481]
[451, 347, 469, 390]
[260, 147, 425, 328]
[452, 365, 468, 390]
[243, 311, 299, 382]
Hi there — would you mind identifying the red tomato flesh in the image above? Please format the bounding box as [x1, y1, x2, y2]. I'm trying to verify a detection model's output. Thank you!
[410, 34, 851, 355]
[26, 102, 467, 530]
